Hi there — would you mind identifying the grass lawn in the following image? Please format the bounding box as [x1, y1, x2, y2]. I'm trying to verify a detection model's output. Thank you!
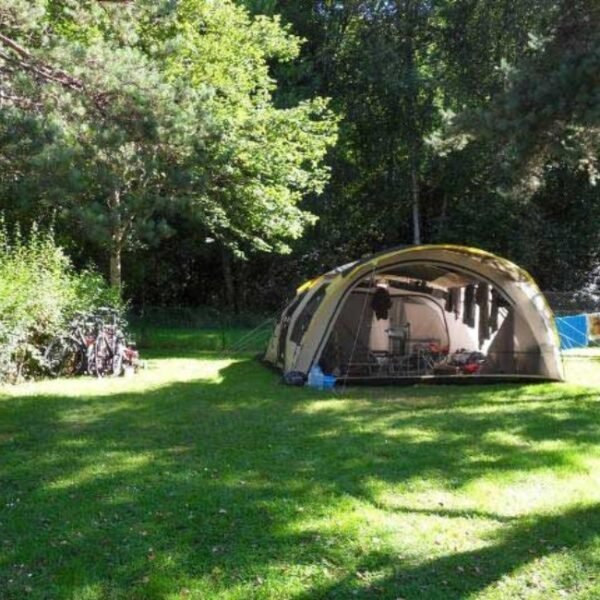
[1, 352, 600, 599]
[130, 326, 273, 353]
[563, 347, 600, 386]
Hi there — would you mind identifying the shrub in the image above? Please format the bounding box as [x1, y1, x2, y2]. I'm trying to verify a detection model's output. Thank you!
[0, 222, 122, 382]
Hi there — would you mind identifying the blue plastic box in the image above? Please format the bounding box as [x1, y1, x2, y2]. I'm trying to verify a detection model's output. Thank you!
[321, 375, 336, 390]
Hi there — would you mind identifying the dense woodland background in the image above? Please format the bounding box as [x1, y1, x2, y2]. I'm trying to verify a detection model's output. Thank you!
[0, 0, 598, 314]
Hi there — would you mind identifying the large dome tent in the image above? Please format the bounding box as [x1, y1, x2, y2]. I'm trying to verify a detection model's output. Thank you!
[264, 245, 564, 383]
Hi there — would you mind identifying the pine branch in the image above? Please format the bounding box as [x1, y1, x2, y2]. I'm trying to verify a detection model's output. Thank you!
[0, 32, 114, 114]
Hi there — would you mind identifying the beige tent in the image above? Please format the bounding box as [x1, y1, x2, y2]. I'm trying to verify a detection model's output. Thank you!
[264, 245, 564, 383]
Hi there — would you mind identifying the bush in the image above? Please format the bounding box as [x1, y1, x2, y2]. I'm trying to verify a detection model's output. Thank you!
[0, 222, 122, 382]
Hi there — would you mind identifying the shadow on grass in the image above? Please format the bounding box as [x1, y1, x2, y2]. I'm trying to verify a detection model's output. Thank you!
[0, 359, 599, 598]
[296, 502, 600, 599]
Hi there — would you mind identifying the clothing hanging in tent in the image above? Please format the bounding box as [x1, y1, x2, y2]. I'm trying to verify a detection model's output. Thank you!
[371, 287, 392, 320]
[463, 285, 476, 327]
[452, 288, 461, 319]
[490, 289, 500, 332]
[445, 290, 453, 312]
[445, 287, 461, 318]
[477, 283, 490, 347]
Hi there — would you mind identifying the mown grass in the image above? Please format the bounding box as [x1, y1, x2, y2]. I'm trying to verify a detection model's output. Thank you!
[130, 326, 272, 353]
[1, 349, 600, 599]
[563, 347, 600, 386]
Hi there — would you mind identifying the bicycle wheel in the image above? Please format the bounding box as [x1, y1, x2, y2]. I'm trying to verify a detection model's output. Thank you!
[44, 338, 65, 377]
[44, 338, 70, 377]
[112, 344, 124, 377]
[92, 334, 113, 377]
[70, 345, 87, 376]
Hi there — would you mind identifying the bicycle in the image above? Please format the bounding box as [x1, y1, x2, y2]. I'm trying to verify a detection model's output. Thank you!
[88, 307, 127, 377]
[43, 313, 95, 377]
[45, 307, 139, 378]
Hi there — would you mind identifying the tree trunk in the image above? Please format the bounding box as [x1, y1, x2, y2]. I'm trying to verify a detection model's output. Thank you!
[410, 160, 421, 245]
[110, 242, 122, 291]
[437, 192, 448, 240]
[221, 245, 236, 312]
[404, 0, 422, 246]
[108, 189, 123, 292]
[238, 260, 248, 311]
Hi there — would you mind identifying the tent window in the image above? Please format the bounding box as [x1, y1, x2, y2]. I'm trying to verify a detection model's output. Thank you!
[290, 284, 329, 344]
[277, 290, 308, 363]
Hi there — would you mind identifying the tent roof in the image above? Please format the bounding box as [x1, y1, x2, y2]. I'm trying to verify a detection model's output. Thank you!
[300, 245, 536, 293]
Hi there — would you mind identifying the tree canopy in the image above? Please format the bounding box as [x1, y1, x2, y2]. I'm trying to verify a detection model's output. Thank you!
[0, 0, 597, 307]
[0, 0, 337, 289]
[435, 0, 600, 196]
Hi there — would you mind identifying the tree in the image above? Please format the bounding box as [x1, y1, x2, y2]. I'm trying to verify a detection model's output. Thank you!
[0, 0, 337, 292]
[150, 0, 337, 256]
[435, 0, 600, 195]
[0, 1, 208, 289]
[3, 0, 596, 308]
[235, 0, 599, 298]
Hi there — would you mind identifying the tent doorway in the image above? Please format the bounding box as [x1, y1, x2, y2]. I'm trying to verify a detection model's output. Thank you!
[320, 286, 452, 379]
[315, 263, 532, 382]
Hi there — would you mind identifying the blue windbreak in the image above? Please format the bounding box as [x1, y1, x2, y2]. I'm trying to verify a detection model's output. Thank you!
[556, 314, 588, 349]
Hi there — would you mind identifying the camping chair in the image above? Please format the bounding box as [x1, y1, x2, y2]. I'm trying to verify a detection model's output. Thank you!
[387, 324, 410, 356]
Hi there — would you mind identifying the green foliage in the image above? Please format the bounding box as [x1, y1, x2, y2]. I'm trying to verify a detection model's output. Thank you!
[232, 0, 599, 300]
[0, 0, 337, 290]
[1, 0, 598, 309]
[143, 0, 338, 255]
[0, 222, 120, 381]
[436, 0, 599, 195]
